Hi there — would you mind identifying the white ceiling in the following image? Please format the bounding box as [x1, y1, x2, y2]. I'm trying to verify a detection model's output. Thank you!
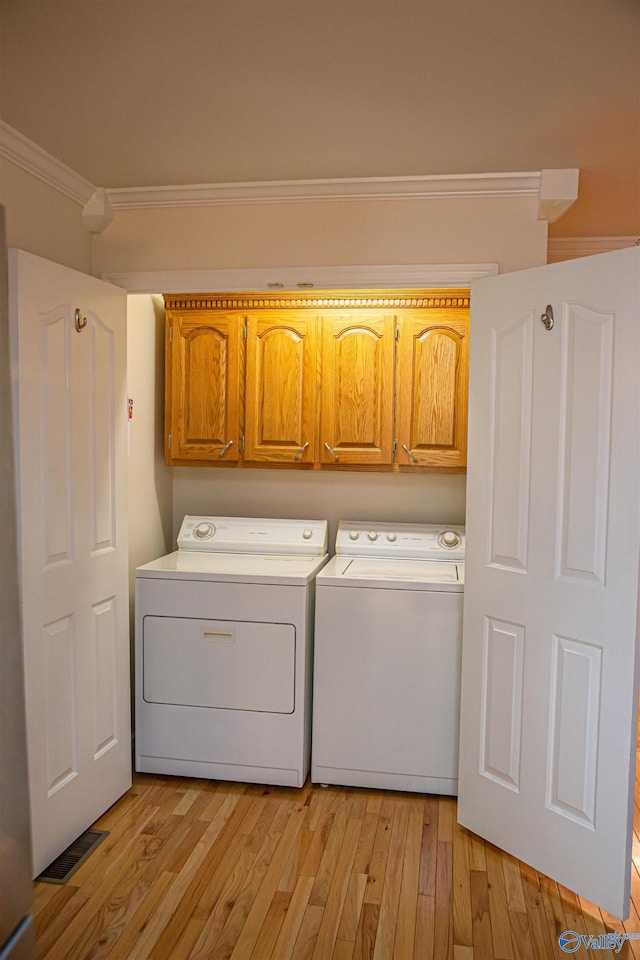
[0, 0, 638, 237]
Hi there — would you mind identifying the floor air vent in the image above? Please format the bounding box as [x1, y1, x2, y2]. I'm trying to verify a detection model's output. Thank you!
[36, 829, 109, 884]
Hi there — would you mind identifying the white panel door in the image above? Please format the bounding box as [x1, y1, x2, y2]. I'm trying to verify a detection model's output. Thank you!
[458, 246, 640, 920]
[9, 250, 131, 876]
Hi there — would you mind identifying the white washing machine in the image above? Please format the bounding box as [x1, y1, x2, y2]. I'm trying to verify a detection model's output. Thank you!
[312, 520, 464, 795]
[135, 515, 328, 787]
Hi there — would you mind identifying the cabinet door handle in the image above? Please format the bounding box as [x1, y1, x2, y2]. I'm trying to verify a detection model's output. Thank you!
[294, 441, 309, 461]
[324, 442, 339, 462]
[402, 443, 418, 464]
[218, 439, 234, 458]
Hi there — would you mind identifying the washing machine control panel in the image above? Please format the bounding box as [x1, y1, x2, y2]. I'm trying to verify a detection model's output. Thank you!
[335, 521, 465, 560]
[177, 515, 329, 556]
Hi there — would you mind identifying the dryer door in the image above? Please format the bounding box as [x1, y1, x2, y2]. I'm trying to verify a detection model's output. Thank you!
[143, 616, 295, 713]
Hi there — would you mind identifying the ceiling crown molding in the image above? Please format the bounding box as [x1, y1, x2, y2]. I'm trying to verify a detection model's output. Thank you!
[0, 119, 96, 204]
[105, 171, 545, 210]
[0, 120, 578, 227]
[547, 236, 639, 263]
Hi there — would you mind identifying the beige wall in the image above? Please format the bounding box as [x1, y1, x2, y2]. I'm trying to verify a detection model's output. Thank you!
[171, 468, 467, 551]
[126, 295, 173, 601]
[94, 196, 547, 277]
[0, 157, 93, 274]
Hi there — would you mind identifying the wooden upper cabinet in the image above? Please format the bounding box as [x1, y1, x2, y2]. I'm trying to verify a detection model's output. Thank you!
[396, 308, 469, 469]
[166, 308, 242, 465]
[164, 290, 470, 472]
[320, 313, 396, 466]
[244, 312, 318, 465]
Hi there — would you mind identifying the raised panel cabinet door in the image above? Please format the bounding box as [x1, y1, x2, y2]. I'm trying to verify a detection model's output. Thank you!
[320, 312, 395, 465]
[166, 311, 242, 464]
[244, 312, 318, 464]
[396, 309, 469, 469]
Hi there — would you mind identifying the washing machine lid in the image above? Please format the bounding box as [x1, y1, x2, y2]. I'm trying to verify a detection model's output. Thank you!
[177, 515, 328, 556]
[136, 550, 329, 585]
[316, 555, 464, 591]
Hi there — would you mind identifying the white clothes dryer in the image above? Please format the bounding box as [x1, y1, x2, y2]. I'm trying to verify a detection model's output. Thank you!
[135, 515, 328, 787]
[311, 520, 464, 795]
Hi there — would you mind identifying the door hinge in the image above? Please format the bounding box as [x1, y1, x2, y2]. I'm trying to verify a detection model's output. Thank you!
[167, 434, 172, 450]
[243, 323, 248, 340]
[395, 325, 400, 341]
[241, 435, 245, 454]
[393, 438, 397, 456]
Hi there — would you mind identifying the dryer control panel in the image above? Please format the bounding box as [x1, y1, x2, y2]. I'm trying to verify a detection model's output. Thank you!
[177, 515, 329, 556]
[335, 521, 465, 560]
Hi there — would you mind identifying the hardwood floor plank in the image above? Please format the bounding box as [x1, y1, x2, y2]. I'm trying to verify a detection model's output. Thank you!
[312, 816, 363, 960]
[271, 875, 315, 960]
[353, 902, 380, 960]
[371, 802, 408, 960]
[452, 822, 473, 952]
[418, 799, 439, 899]
[362, 799, 394, 907]
[309, 799, 354, 908]
[470, 869, 494, 960]
[291, 903, 325, 960]
[434, 839, 454, 960]
[414, 894, 436, 960]
[249, 889, 292, 960]
[392, 807, 423, 960]
[484, 843, 514, 960]
[336, 873, 368, 945]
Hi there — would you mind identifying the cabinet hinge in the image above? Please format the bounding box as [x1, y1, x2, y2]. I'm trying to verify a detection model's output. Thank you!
[168, 434, 172, 450]
[395, 325, 400, 341]
[241, 435, 245, 454]
[169, 326, 173, 343]
[243, 323, 248, 340]
[393, 438, 397, 456]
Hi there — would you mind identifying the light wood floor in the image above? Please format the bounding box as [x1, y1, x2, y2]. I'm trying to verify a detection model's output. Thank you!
[33, 761, 640, 960]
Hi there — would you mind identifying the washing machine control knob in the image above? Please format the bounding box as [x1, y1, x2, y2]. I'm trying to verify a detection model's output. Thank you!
[349, 531, 360, 540]
[368, 531, 378, 541]
[440, 530, 460, 548]
[302, 529, 313, 540]
[194, 522, 215, 539]
[387, 532, 397, 542]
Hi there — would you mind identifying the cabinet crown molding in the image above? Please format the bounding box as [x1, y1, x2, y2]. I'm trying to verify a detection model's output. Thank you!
[163, 290, 471, 311]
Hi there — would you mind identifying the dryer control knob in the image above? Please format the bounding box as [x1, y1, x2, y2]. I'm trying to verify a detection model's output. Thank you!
[368, 531, 379, 541]
[440, 530, 460, 548]
[194, 522, 215, 539]
[349, 531, 360, 541]
[303, 529, 313, 540]
[387, 532, 397, 542]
